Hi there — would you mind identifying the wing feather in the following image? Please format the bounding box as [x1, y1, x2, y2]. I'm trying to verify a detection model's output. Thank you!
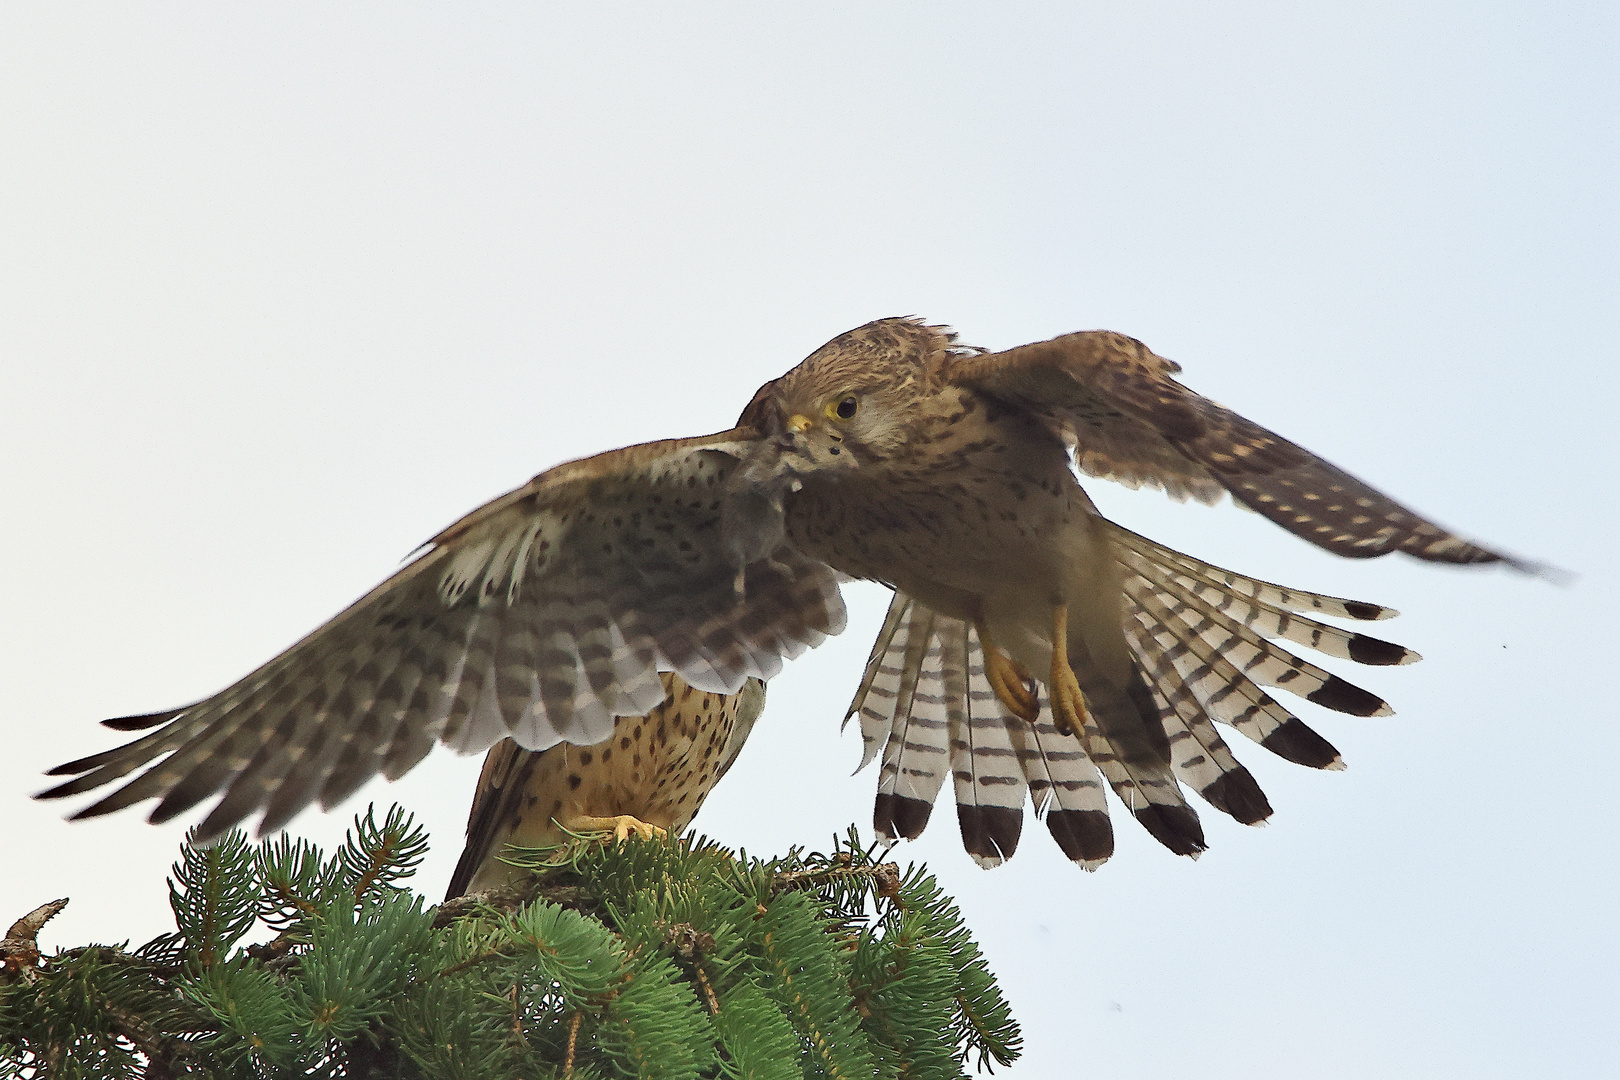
[945, 331, 1523, 566]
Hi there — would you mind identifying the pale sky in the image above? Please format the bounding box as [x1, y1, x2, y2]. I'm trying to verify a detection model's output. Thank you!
[2, 6, 1614, 1078]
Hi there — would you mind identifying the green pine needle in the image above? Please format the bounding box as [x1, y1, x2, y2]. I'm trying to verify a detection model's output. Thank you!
[3, 804, 1022, 1079]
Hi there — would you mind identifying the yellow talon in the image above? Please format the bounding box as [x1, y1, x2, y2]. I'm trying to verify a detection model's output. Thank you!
[976, 622, 1040, 721]
[1048, 604, 1092, 737]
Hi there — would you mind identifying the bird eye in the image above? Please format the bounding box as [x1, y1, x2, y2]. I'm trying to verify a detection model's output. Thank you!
[831, 395, 858, 420]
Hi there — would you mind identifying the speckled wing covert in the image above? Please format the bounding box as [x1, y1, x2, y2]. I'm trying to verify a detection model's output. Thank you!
[39, 432, 843, 840]
[847, 520, 1419, 869]
[945, 331, 1522, 566]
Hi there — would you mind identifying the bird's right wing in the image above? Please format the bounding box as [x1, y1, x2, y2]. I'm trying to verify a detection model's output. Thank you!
[40, 429, 845, 840]
[445, 736, 537, 900]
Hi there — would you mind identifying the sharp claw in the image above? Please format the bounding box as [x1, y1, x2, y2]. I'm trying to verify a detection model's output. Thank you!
[573, 814, 666, 844]
[1050, 677, 1089, 736]
[976, 621, 1040, 721]
[1003, 673, 1040, 721]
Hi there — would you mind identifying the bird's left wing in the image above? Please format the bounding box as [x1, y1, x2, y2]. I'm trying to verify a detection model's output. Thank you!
[39, 429, 844, 840]
[944, 331, 1522, 567]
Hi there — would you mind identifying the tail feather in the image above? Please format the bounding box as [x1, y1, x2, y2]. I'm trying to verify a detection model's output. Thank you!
[1008, 707, 1113, 868]
[1112, 540, 1416, 667]
[845, 591, 914, 772]
[854, 595, 1119, 868]
[1106, 523, 1402, 622]
[1066, 656, 1206, 857]
[1124, 581, 1345, 770]
[862, 599, 953, 843]
[1131, 628, 1272, 825]
[850, 521, 1417, 867]
[1124, 551, 1395, 717]
[952, 625, 1029, 868]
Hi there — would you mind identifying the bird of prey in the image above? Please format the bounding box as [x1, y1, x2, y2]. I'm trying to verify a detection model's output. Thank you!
[39, 317, 1524, 872]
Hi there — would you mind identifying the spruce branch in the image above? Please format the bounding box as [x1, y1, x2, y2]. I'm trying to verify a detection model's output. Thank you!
[169, 828, 258, 969]
[4, 806, 1021, 1079]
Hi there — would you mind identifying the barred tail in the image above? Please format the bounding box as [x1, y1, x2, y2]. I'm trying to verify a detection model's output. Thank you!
[847, 520, 1419, 868]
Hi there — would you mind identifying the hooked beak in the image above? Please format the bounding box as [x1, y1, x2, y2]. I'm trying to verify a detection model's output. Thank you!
[787, 414, 814, 433]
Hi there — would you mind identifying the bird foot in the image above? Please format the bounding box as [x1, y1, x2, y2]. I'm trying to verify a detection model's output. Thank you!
[570, 814, 667, 843]
[976, 622, 1040, 721]
[1048, 654, 1089, 736]
[1049, 604, 1092, 736]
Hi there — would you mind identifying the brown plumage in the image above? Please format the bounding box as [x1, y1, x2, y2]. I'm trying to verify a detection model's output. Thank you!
[40, 317, 1524, 871]
[446, 673, 764, 898]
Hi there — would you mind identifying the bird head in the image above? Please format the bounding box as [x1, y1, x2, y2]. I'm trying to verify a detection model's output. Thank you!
[773, 347, 940, 471]
[731, 318, 956, 477]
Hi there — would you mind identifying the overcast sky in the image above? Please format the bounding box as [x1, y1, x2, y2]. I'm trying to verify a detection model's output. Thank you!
[3, 5, 1614, 1078]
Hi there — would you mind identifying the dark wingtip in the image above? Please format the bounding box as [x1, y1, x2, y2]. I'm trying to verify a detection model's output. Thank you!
[874, 793, 934, 841]
[1347, 634, 1417, 666]
[65, 793, 124, 820]
[36, 768, 121, 798]
[102, 708, 186, 732]
[34, 776, 85, 800]
[1260, 718, 1343, 769]
[43, 756, 96, 778]
[1045, 808, 1114, 866]
[1133, 803, 1206, 857]
[957, 804, 1023, 867]
[1199, 769, 1273, 825]
[1513, 558, 1574, 586]
[1307, 676, 1388, 716]
[1408, 538, 1569, 583]
[186, 820, 235, 847]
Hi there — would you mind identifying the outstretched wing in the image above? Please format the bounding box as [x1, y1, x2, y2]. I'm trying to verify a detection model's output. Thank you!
[39, 429, 844, 840]
[943, 330, 1524, 567]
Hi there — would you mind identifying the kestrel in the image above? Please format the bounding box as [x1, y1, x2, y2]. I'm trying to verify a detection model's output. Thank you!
[39, 317, 1523, 869]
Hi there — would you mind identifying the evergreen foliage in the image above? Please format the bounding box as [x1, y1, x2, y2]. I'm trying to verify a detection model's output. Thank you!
[2, 806, 1020, 1079]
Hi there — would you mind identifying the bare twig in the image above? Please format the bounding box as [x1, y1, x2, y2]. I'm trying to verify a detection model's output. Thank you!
[564, 1009, 582, 1077]
[1, 898, 69, 982]
[772, 860, 902, 901]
